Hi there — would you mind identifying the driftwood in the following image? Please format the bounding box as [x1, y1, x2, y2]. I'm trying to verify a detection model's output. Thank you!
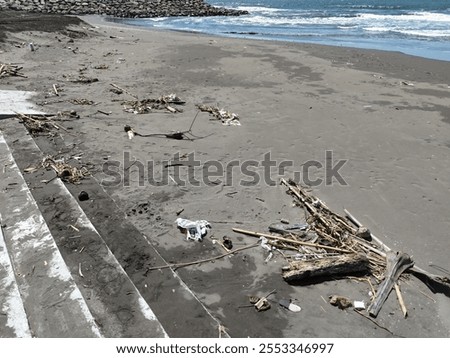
[144, 241, 260, 273]
[394, 283, 408, 318]
[282, 253, 370, 283]
[196, 104, 241, 125]
[368, 251, 414, 317]
[0, 63, 27, 78]
[122, 93, 185, 114]
[232, 227, 352, 253]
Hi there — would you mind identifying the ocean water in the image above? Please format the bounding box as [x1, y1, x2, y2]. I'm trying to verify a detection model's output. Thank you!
[111, 0, 450, 61]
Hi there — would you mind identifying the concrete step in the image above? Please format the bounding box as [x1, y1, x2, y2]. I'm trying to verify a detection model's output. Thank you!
[0, 123, 167, 338]
[1, 118, 223, 337]
[0, 132, 101, 337]
[0, 223, 31, 338]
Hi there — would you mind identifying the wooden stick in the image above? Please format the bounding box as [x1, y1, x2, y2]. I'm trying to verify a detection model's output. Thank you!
[145, 241, 259, 272]
[232, 227, 352, 253]
[394, 283, 408, 318]
[53, 84, 59, 96]
[110, 83, 138, 99]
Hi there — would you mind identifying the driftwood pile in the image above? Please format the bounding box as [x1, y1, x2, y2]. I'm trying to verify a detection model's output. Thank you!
[0, 63, 26, 78]
[16, 112, 79, 135]
[122, 93, 185, 114]
[41, 156, 89, 184]
[234, 178, 450, 318]
[196, 104, 241, 125]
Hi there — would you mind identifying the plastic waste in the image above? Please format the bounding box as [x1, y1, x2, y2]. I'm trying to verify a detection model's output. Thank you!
[279, 299, 301, 312]
[175, 218, 211, 242]
[353, 300, 366, 310]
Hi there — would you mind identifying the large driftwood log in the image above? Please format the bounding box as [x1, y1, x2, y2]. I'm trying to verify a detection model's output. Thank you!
[282, 253, 369, 283]
[368, 251, 414, 317]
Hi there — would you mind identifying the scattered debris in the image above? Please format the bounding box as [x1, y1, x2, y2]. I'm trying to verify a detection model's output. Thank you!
[42, 156, 89, 184]
[223, 236, 233, 250]
[329, 295, 353, 310]
[196, 104, 241, 125]
[353, 300, 366, 311]
[66, 75, 98, 83]
[0, 63, 27, 78]
[123, 112, 208, 141]
[93, 64, 109, 70]
[279, 298, 301, 312]
[15, 112, 77, 135]
[176, 218, 211, 242]
[69, 98, 95, 105]
[249, 289, 276, 312]
[122, 93, 185, 114]
[269, 222, 308, 235]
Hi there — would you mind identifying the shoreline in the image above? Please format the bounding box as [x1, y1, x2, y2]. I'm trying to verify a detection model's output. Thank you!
[88, 14, 450, 85]
[1, 11, 450, 338]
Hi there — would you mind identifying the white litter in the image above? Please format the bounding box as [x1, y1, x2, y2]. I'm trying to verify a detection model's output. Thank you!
[175, 218, 211, 242]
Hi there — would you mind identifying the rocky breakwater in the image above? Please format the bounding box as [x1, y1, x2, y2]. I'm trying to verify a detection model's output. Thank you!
[2, 0, 249, 18]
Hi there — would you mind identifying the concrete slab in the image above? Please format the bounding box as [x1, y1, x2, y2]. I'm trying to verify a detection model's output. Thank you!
[0, 90, 46, 119]
[0, 225, 32, 338]
[0, 132, 101, 337]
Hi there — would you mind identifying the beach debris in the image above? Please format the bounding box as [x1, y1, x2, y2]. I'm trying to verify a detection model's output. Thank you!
[122, 93, 185, 114]
[368, 251, 414, 317]
[401, 81, 415, 87]
[282, 253, 370, 283]
[353, 300, 366, 311]
[15, 112, 77, 135]
[269, 222, 308, 235]
[110, 83, 136, 97]
[52, 84, 60, 96]
[222, 236, 233, 250]
[42, 156, 89, 184]
[249, 289, 276, 312]
[69, 98, 95, 105]
[196, 104, 241, 125]
[176, 218, 211, 242]
[93, 64, 109, 70]
[230, 178, 450, 320]
[218, 324, 229, 338]
[66, 75, 98, 83]
[279, 298, 301, 312]
[394, 283, 408, 318]
[0, 63, 27, 78]
[123, 112, 208, 141]
[259, 236, 275, 263]
[78, 191, 89, 201]
[329, 295, 353, 310]
[145, 241, 260, 273]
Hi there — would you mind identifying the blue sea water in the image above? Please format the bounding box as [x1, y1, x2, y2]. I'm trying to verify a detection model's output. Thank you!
[112, 0, 450, 61]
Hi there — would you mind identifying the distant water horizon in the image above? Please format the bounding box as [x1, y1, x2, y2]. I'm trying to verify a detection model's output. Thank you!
[109, 0, 450, 61]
